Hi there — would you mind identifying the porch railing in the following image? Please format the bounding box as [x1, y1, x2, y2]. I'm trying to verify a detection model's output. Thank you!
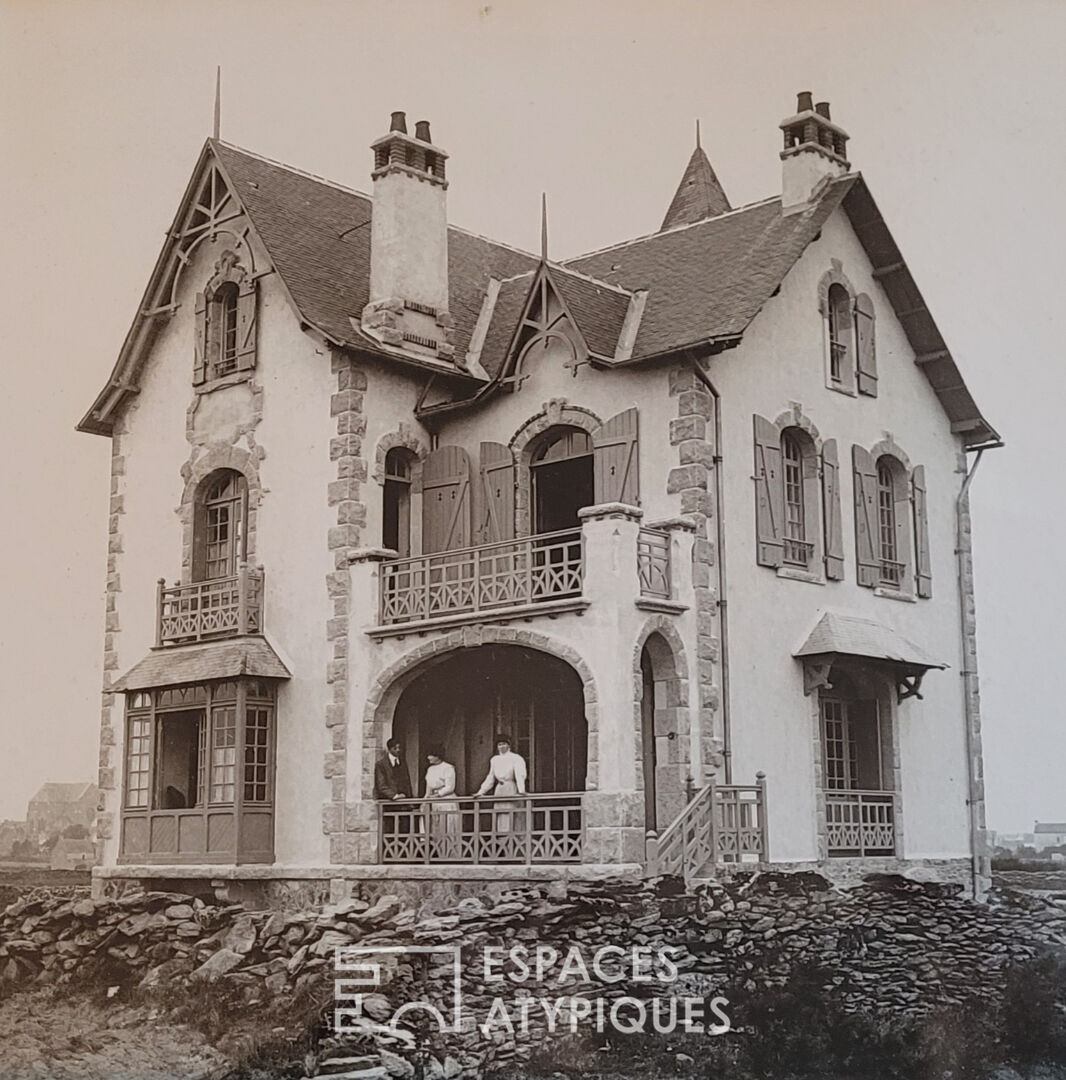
[156, 566, 263, 646]
[637, 527, 671, 599]
[379, 529, 583, 625]
[379, 792, 584, 865]
[825, 789, 895, 856]
[647, 773, 767, 881]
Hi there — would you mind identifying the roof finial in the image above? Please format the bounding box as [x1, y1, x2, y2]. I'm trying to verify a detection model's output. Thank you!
[213, 66, 221, 140]
[695, 118, 701, 150]
[540, 192, 548, 263]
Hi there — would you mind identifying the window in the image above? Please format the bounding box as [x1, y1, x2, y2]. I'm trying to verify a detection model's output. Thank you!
[193, 251, 257, 386]
[827, 284, 852, 386]
[820, 270, 877, 397]
[531, 428, 594, 535]
[876, 462, 903, 587]
[383, 448, 414, 557]
[194, 469, 248, 582]
[781, 432, 810, 567]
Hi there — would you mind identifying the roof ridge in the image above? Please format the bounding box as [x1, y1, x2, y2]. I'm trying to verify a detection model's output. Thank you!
[563, 193, 783, 263]
[547, 261, 635, 296]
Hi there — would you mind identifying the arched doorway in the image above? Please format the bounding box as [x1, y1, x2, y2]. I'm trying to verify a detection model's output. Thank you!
[391, 645, 587, 798]
[531, 427, 594, 534]
[639, 632, 689, 833]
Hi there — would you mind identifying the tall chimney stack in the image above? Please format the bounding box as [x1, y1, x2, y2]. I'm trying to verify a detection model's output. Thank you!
[779, 91, 850, 214]
[362, 111, 455, 360]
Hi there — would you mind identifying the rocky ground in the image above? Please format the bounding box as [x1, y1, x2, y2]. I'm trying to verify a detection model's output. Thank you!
[1, 871, 1065, 1078]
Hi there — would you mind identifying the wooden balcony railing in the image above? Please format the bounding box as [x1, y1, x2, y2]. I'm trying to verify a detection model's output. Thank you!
[379, 530, 583, 626]
[378, 792, 584, 865]
[879, 559, 906, 587]
[825, 789, 895, 856]
[637, 527, 671, 599]
[156, 566, 263, 646]
[783, 536, 815, 568]
[647, 773, 767, 881]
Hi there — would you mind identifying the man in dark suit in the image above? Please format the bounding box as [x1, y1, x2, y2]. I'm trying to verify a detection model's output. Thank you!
[374, 738, 412, 800]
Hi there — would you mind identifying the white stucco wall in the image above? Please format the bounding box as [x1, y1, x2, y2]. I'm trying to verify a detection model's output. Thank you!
[709, 207, 971, 863]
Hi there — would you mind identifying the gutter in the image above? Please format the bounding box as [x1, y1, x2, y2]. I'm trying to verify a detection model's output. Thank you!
[690, 360, 733, 784]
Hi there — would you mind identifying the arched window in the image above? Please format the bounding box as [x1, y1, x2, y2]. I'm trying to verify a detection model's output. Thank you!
[193, 469, 248, 582]
[827, 283, 852, 386]
[383, 448, 415, 557]
[531, 427, 594, 534]
[875, 456, 906, 588]
[781, 431, 809, 566]
[215, 282, 240, 377]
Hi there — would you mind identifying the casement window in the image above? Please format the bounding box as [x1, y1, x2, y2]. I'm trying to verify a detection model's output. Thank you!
[753, 415, 844, 580]
[193, 469, 248, 582]
[193, 251, 257, 386]
[820, 271, 877, 397]
[120, 679, 277, 863]
[853, 445, 931, 597]
[383, 448, 415, 557]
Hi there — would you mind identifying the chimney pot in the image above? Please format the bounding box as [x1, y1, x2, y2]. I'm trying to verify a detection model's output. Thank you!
[797, 91, 814, 113]
[415, 120, 432, 143]
[815, 101, 831, 120]
[390, 111, 407, 133]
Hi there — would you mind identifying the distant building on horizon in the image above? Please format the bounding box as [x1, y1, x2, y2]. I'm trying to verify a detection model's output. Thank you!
[1033, 822, 1066, 852]
[26, 782, 98, 841]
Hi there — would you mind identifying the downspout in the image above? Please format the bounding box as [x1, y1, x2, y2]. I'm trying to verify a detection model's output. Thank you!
[956, 446, 990, 898]
[691, 361, 733, 784]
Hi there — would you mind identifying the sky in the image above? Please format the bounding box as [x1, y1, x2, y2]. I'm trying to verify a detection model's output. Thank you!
[0, 0, 1062, 832]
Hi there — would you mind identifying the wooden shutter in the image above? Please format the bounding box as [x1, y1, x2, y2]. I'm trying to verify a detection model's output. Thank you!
[753, 414, 784, 567]
[912, 465, 931, 598]
[193, 291, 208, 385]
[852, 444, 880, 587]
[854, 292, 877, 397]
[236, 280, 257, 372]
[477, 442, 515, 544]
[593, 408, 639, 506]
[422, 446, 472, 553]
[821, 439, 845, 580]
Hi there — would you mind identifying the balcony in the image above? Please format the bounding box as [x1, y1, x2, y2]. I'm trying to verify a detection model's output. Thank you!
[825, 789, 896, 857]
[156, 566, 263, 646]
[379, 792, 584, 865]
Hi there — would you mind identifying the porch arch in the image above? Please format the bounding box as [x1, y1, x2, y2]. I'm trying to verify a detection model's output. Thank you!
[362, 627, 600, 799]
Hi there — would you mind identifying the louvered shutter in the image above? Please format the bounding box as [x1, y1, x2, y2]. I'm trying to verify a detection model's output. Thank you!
[854, 293, 877, 397]
[753, 414, 784, 567]
[853, 444, 880, 587]
[911, 465, 931, 598]
[821, 439, 845, 580]
[235, 280, 258, 372]
[193, 291, 208, 385]
[593, 408, 639, 506]
[477, 442, 515, 543]
[422, 446, 472, 553]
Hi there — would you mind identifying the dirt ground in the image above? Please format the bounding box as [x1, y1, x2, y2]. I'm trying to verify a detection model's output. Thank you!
[0, 988, 229, 1080]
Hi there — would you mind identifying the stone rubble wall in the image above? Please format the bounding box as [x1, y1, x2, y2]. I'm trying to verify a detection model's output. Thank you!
[2, 872, 1065, 1078]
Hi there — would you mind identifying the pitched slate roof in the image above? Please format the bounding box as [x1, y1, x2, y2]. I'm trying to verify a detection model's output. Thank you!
[213, 143, 538, 363]
[661, 146, 732, 230]
[30, 782, 96, 805]
[113, 636, 292, 692]
[795, 612, 946, 670]
[1034, 823, 1066, 834]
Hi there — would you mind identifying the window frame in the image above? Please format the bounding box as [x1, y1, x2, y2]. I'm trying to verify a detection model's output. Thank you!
[194, 469, 248, 583]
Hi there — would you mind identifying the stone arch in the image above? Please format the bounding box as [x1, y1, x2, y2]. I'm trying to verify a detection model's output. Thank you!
[177, 444, 263, 580]
[509, 400, 602, 536]
[869, 435, 913, 475]
[772, 402, 823, 453]
[372, 425, 429, 489]
[632, 617, 692, 830]
[362, 626, 600, 799]
[816, 260, 856, 317]
[168, 230, 257, 310]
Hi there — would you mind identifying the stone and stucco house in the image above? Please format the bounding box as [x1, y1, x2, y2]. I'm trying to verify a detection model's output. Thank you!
[78, 94, 999, 903]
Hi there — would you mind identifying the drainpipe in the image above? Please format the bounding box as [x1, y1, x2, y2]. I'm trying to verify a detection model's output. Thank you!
[956, 445, 994, 898]
[690, 361, 733, 784]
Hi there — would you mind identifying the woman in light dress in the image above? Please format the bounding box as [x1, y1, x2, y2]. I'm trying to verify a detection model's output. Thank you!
[476, 733, 528, 847]
[424, 743, 458, 858]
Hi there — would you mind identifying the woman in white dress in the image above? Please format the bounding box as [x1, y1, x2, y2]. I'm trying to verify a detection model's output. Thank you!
[476, 733, 527, 849]
[424, 744, 458, 859]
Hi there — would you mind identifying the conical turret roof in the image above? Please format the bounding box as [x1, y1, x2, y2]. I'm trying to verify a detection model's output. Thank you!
[660, 145, 731, 230]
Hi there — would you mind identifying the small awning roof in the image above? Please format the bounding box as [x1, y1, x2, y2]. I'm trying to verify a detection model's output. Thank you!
[112, 636, 291, 692]
[794, 612, 947, 671]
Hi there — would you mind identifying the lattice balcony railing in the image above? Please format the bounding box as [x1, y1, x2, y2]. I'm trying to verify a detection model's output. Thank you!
[379, 792, 584, 865]
[649, 774, 768, 881]
[379, 530, 583, 626]
[637, 527, 671, 599]
[825, 789, 896, 856]
[156, 567, 263, 646]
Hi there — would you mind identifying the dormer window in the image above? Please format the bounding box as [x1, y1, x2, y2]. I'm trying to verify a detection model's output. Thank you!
[193, 250, 257, 386]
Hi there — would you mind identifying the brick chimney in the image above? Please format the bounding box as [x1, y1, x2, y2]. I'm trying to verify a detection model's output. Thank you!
[362, 111, 455, 360]
[779, 92, 850, 214]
